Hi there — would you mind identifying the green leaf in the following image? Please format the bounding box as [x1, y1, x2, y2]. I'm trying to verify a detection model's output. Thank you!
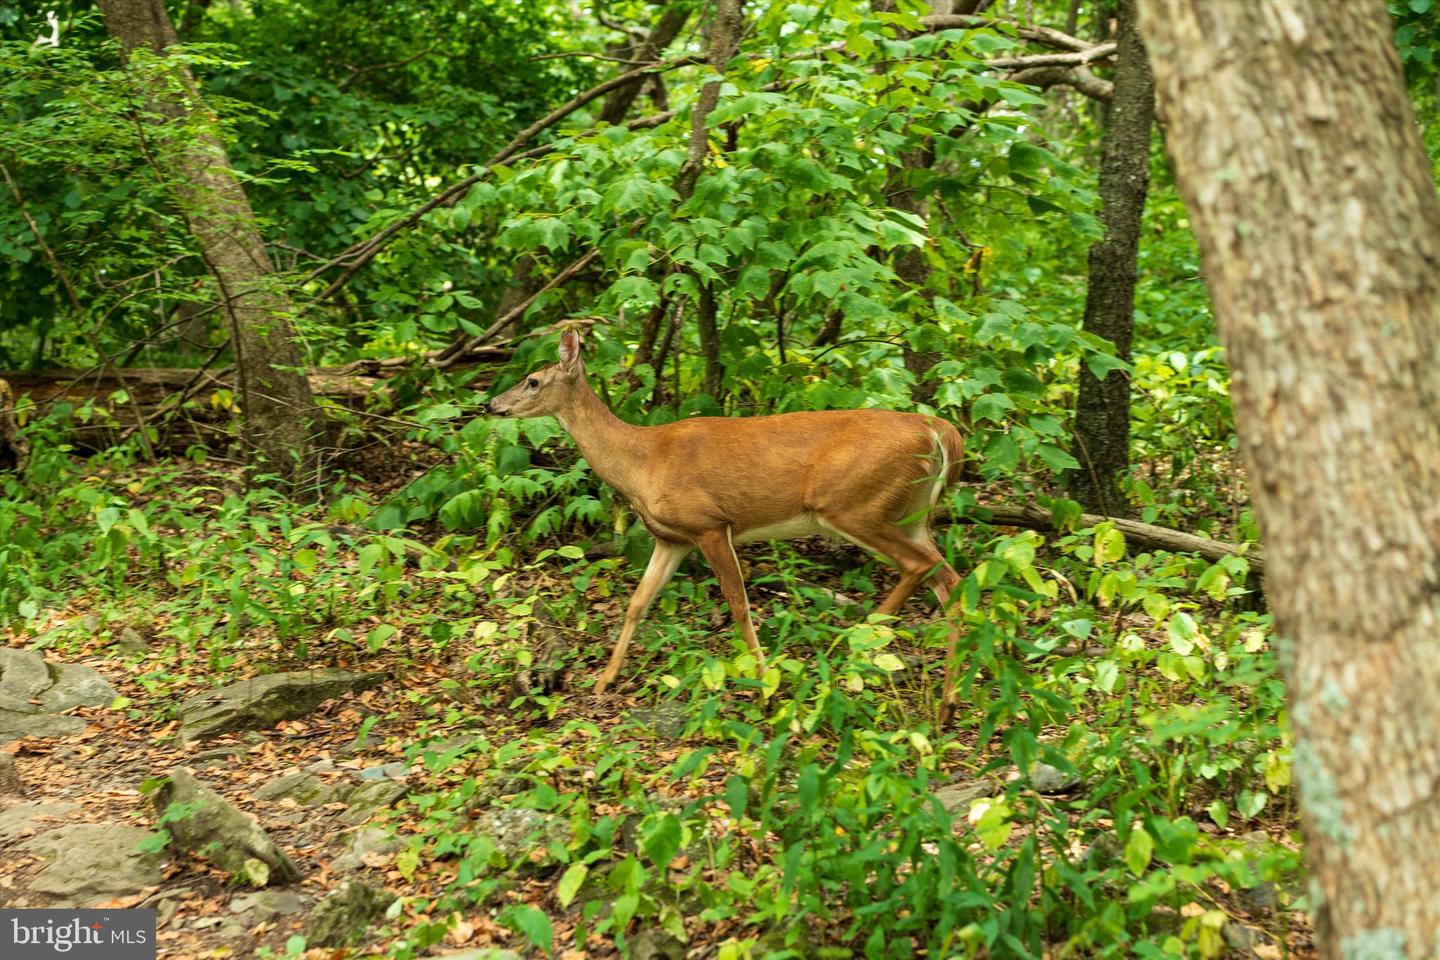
[556, 863, 588, 908]
[872, 652, 906, 672]
[1124, 827, 1154, 875]
[1167, 612, 1198, 655]
[506, 905, 553, 956]
[1094, 526, 1126, 565]
[1035, 443, 1080, 472]
[242, 857, 271, 887]
[725, 775, 748, 819]
[972, 393, 1015, 423]
[1007, 141, 1051, 183]
[641, 813, 682, 869]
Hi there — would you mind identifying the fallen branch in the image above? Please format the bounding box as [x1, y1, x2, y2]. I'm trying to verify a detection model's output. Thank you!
[955, 502, 1265, 574]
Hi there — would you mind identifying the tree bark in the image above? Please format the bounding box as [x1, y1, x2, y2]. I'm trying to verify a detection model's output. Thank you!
[0, 378, 25, 471]
[1138, 1, 1440, 953]
[98, 0, 320, 490]
[1069, 0, 1152, 516]
[674, 0, 741, 402]
[597, 4, 692, 126]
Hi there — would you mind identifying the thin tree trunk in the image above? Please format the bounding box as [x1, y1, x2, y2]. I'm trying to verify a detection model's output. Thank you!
[1068, 0, 1152, 516]
[1139, 1, 1440, 953]
[695, 284, 723, 400]
[674, 0, 742, 402]
[99, 0, 320, 490]
[597, 4, 692, 126]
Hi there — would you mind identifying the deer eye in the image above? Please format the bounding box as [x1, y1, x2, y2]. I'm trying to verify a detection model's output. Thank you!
[526, 377, 539, 389]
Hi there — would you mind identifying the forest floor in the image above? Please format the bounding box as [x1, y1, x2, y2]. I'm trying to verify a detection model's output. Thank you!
[0, 451, 1314, 960]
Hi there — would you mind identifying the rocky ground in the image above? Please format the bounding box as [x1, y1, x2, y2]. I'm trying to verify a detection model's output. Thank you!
[0, 642, 525, 957]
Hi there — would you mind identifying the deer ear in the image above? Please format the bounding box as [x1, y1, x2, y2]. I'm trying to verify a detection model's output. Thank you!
[558, 330, 582, 373]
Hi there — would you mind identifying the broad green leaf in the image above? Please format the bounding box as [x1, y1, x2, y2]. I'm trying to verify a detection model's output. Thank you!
[556, 863, 587, 907]
[1124, 827, 1154, 875]
[506, 905, 553, 956]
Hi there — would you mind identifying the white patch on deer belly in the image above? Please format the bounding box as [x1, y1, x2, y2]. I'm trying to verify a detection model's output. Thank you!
[733, 514, 825, 544]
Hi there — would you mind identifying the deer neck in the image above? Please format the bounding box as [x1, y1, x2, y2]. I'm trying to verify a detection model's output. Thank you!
[555, 374, 648, 500]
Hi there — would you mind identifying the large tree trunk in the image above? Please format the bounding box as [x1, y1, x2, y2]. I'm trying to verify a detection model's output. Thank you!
[1138, 1, 1440, 953]
[98, 0, 320, 491]
[1068, 0, 1152, 516]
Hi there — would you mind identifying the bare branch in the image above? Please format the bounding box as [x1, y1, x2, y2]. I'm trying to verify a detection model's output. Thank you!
[987, 42, 1116, 69]
[1009, 64, 1113, 100]
[921, 13, 1095, 51]
[337, 43, 439, 90]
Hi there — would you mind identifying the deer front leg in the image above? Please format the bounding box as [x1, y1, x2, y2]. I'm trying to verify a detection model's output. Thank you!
[696, 527, 766, 672]
[595, 538, 690, 696]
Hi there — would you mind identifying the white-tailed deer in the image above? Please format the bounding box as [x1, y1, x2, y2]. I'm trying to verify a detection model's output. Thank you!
[488, 331, 966, 719]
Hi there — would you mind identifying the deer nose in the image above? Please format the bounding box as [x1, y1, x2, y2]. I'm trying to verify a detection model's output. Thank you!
[486, 399, 498, 415]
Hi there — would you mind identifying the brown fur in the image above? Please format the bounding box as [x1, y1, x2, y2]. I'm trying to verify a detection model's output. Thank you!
[488, 332, 967, 719]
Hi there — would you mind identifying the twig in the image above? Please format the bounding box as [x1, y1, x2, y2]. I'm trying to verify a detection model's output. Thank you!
[2, 160, 155, 459]
[303, 55, 701, 303]
[434, 247, 606, 367]
[337, 43, 439, 90]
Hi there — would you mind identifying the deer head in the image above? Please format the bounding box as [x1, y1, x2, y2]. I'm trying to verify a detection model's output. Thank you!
[486, 329, 584, 419]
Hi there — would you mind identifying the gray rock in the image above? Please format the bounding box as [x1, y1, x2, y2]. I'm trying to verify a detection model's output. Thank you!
[1223, 919, 1277, 958]
[308, 880, 395, 948]
[0, 801, 79, 840]
[356, 761, 407, 781]
[332, 827, 403, 873]
[176, 669, 388, 744]
[154, 768, 300, 886]
[306, 758, 338, 773]
[1028, 761, 1080, 794]
[630, 928, 686, 960]
[39, 662, 119, 712]
[0, 710, 86, 743]
[0, 648, 53, 702]
[254, 771, 347, 806]
[216, 920, 247, 939]
[115, 627, 147, 654]
[157, 897, 182, 928]
[21, 824, 164, 902]
[0, 649, 117, 713]
[626, 700, 690, 739]
[340, 780, 409, 825]
[230, 890, 307, 921]
[0, 650, 116, 744]
[933, 778, 1002, 814]
[470, 807, 563, 862]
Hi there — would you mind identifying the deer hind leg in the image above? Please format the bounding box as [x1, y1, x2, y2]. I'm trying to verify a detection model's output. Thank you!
[595, 538, 690, 696]
[927, 563, 964, 724]
[817, 513, 965, 722]
[696, 526, 766, 671]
